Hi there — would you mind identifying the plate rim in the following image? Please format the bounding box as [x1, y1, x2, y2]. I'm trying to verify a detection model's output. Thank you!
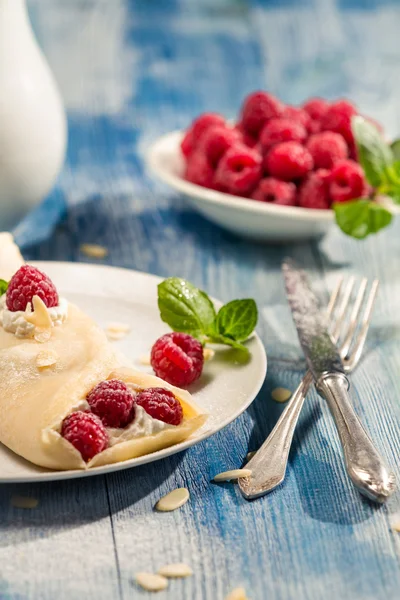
[0, 261, 267, 483]
[146, 130, 335, 223]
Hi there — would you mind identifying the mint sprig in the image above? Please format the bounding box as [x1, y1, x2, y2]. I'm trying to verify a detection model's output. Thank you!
[334, 116, 399, 239]
[158, 278, 258, 353]
[0, 279, 8, 296]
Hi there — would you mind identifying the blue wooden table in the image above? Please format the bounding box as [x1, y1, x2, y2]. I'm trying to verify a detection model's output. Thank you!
[1, 1, 400, 598]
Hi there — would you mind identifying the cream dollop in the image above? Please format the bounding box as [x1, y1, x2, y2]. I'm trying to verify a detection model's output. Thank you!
[0, 295, 68, 338]
[107, 404, 173, 446]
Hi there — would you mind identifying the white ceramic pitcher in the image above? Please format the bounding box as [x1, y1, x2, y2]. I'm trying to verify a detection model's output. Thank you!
[0, 0, 66, 229]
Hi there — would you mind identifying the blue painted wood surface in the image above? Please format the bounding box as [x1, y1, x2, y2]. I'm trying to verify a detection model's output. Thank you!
[1, 0, 400, 598]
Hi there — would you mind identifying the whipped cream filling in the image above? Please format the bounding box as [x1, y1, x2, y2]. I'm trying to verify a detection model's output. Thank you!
[0, 295, 68, 338]
[108, 404, 174, 446]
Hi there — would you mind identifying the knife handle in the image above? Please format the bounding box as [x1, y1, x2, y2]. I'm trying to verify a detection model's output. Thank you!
[316, 372, 396, 503]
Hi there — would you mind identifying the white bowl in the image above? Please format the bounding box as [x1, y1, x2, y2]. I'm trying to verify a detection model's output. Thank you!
[147, 130, 334, 242]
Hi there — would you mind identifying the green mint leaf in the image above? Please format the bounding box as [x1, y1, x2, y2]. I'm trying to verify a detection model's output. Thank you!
[214, 299, 258, 342]
[334, 199, 392, 239]
[391, 139, 400, 161]
[352, 116, 394, 187]
[158, 278, 216, 339]
[0, 279, 8, 295]
[205, 333, 249, 354]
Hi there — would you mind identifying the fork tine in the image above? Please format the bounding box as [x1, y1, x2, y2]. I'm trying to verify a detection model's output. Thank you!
[339, 278, 368, 358]
[327, 277, 343, 316]
[345, 279, 379, 371]
[331, 276, 355, 342]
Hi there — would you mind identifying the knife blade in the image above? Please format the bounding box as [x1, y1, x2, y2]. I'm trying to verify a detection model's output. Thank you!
[282, 259, 395, 503]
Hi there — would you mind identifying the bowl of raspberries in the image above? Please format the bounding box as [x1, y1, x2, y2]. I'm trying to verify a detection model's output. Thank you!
[148, 91, 394, 241]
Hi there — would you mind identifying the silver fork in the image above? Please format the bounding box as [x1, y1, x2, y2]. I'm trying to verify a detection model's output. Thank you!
[239, 277, 394, 502]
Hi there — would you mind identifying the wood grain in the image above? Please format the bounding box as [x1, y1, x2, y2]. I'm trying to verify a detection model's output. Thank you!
[2, 0, 399, 598]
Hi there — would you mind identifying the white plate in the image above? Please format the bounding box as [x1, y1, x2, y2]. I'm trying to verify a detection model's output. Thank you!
[147, 130, 335, 242]
[0, 261, 267, 482]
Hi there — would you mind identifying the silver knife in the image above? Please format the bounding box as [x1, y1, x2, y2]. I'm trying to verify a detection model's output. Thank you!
[282, 259, 395, 503]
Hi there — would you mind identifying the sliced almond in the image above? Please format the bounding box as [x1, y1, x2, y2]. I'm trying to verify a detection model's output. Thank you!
[106, 330, 127, 341]
[271, 387, 292, 403]
[135, 572, 168, 592]
[158, 563, 193, 578]
[225, 587, 248, 600]
[203, 347, 215, 362]
[11, 495, 38, 509]
[155, 488, 189, 512]
[246, 451, 256, 462]
[213, 469, 252, 483]
[36, 349, 58, 369]
[106, 322, 130, 334]
[138, 353, 151, 366]
[34, 327, 52, 344]
[80, 243, 108, 259]
[25, 296, 52, 329]
[390, 513, 400, 532]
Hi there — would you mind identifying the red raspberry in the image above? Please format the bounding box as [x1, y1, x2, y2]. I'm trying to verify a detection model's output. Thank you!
[283, 106, 312, 132]
[199, 125, 240, 167]
[235, 123, 258, 148]
[214, 144, 262, 195]
[6, 265, 59, 312]
[265, 141, 313, 181]
[298, 169, 331, 209]
[180, 113, 225, 157]
[136, 388, 183, 426]
[321, 99, 358, 145]
[184, 151, 214, 188]
[259, 118, 307, 153]
[151, 332, 204, 388]
[87, 379, 135, 428]
[239, 91, 284, 137]
[306, 131, 348, 169]
[329, 159, 367, 203]
[302, 98, 330, 121]
[251, 177, 296, 206]
[61, 411, 108, 462]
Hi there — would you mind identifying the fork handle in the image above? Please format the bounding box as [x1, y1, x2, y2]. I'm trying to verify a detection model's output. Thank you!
[316, 372, 396, 503]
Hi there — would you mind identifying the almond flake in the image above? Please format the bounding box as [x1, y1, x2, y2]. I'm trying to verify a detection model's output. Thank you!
[390, 513, 400, 533]
[80, 243, 108, 259]
[158, 563, 193, 578]
[25, 296, 52, 329]
[155, 488, 189, 512]
[203, 348, 215, 362]
[36, 350, 58, 369]
[138, 353, 151, 366]
[11, 495, 38, 509]
[106, 322, 130, 334]
[225, 587, 248, 600]
[272, 387, 292, 403]
[34, 327, 52, 344]
[213, 469, 252, 483]
[135, 572, 168, 592]
[246, 451, 256, 462]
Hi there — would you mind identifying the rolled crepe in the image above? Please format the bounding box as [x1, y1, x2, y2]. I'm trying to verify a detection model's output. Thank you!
[0, 234, 207, 470]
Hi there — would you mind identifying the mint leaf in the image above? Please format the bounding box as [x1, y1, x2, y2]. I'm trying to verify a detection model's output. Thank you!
[352, 116, 394, 187]
[391, 139, 400, 161]
[214, 299, 258, 342]
[334, 199, 392, 239]
[205, 333, 249, 354]
[0, 279, 8, 295]
[158, 278, 216, 340]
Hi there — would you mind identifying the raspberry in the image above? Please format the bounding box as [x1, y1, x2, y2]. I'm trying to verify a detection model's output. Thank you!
[235, 123, 258, 148]
[306, 131, 348, 169]
[302, 98, 330, 121]
[151, 332, 204, 388]
[6, 265, 59, 312]
[136, 388, 183, 426]
[239, 91, 284, 137]
[181, 113, 225, 157]
[321, 99, 358, 145]
[283, 106, 312, 132]
[214, 144, 262, 195]
[87, 379, 135, 428]
[259, 118, 307, 153]
[251, 177, 296, 206]
[265, 142, 313, 181]
[298, 169, 331, 209]
[184, 151, 214, 188]
[61, 411, 108, 462]
[199, 125, 240, 167]
[329, 159, 367, 203]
